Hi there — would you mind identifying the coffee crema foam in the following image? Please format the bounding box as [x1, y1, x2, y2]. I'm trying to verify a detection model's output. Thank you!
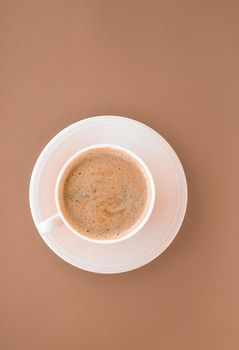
[60, 148, 149, 240]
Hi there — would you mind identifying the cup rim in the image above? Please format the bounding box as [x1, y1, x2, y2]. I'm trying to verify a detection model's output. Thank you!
[55, 144, 155, 244]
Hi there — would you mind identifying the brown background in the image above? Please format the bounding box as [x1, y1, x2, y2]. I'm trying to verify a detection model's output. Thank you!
[1, 1, 239, 349]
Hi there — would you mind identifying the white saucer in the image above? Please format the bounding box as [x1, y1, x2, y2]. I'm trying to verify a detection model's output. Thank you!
[29, 116, 187, 273]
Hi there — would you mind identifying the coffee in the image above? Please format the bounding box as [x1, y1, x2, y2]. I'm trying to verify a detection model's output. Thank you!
[60, 147, 149, 240]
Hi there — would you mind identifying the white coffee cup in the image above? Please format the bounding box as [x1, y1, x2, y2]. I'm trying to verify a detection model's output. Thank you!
[39, 144, 155, 244]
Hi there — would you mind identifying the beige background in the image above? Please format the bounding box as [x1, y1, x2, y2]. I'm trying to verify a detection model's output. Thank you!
[1, 1, 239, 349]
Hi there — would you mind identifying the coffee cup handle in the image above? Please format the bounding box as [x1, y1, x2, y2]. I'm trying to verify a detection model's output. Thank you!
[39, 214, 63, 235]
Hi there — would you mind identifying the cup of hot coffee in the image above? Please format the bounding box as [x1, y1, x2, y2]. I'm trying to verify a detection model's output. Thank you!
[39, 144, 155, 243]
